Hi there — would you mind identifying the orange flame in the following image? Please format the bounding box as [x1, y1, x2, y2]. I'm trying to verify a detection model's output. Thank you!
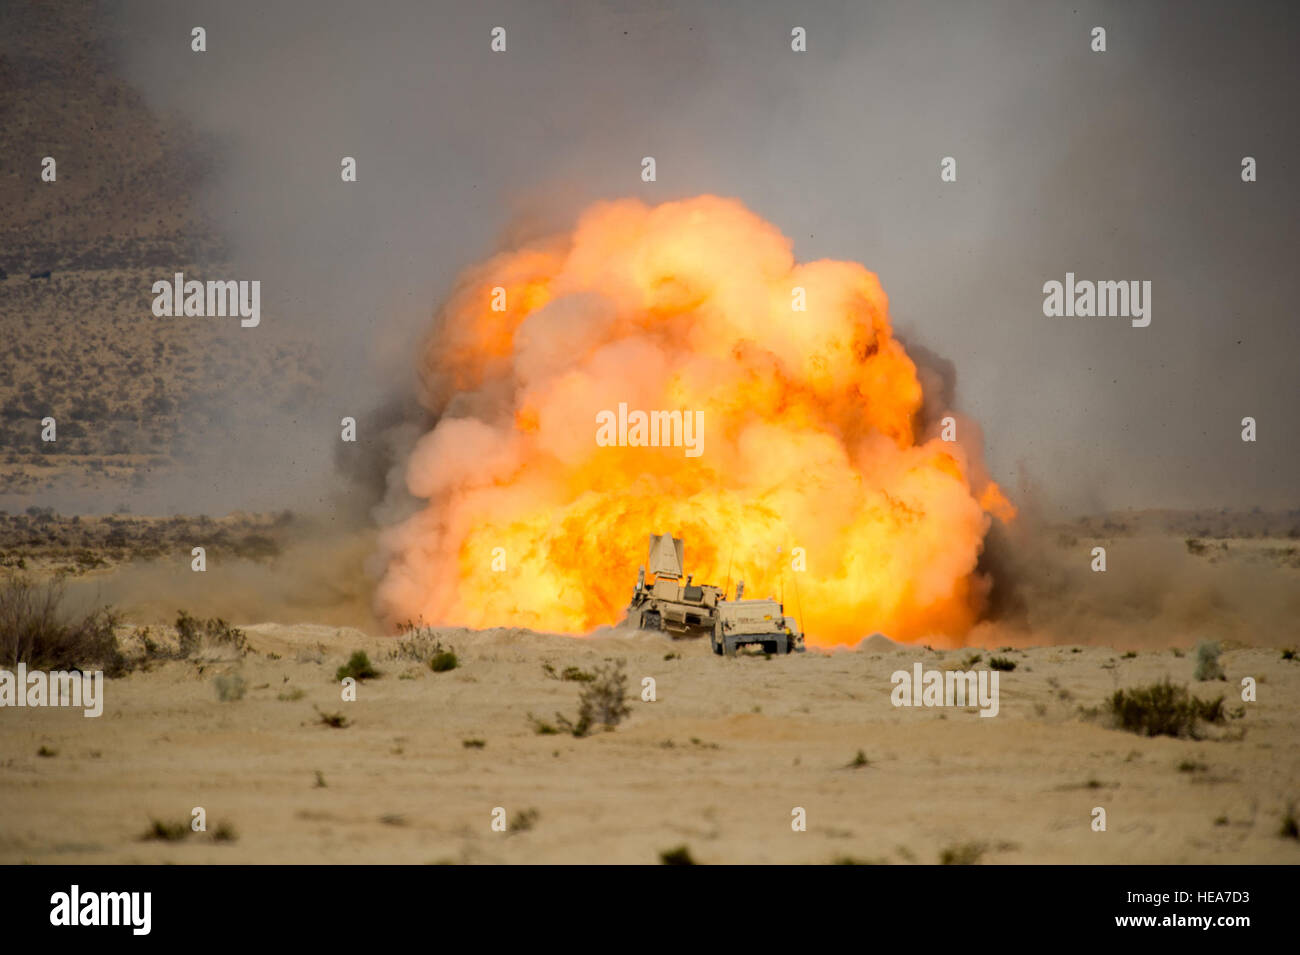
[377, 196, 1013, 646]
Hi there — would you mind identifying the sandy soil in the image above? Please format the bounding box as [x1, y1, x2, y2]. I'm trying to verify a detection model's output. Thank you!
[2, 623, 1297, 864]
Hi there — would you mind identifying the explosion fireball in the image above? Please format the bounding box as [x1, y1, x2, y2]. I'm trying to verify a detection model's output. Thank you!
[376, 196, 1013, 647]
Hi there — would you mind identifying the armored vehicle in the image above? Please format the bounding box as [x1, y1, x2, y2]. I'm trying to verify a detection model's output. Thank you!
[711, 588, 805, 656]
[626, 533, 723, 638]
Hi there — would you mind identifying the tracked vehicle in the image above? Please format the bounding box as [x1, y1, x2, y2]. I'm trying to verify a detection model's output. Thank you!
[626, 534, 723, 638]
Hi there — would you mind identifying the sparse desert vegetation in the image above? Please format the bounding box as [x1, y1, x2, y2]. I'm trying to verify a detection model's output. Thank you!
[176, 610, 248, 658]
[531, 659, 631, 738]
[0, 573, 123, 673]
[1, 624, 1297, 863]
[0, 506, 1296, 864]
[1103, 679, 1226, 739]
[556, 659, 631, 738]
[0, 511, 302, 579]
[390, 624, 458, 672]
[314, 707, 349, 729]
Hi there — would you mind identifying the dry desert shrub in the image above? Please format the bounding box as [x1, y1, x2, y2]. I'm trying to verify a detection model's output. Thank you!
[390, 622, 457, 671]
[1281, 803, 1299, 840]
[659, 845, 697, 865]
[940, 842, 986, 865]
[0, 572, 124, 674]
[1105, 678, 1225, 739]
[214, 672, 246, 702]
[175, 610, 247, 658]
[1194, 640, 1226, 681]
[532, 659, 631, 738]
[315, 706, 349, 728]
[509, 808, 540, 832]
[563, 659, 631, 737]
[141, 819, 189, 842]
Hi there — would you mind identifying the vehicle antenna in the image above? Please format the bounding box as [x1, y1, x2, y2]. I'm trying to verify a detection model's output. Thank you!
[790, 558, 804, 636]
[778, 545, 784, 604]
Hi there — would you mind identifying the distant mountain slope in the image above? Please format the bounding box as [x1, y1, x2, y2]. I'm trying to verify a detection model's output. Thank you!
[0, 1, 319, 508]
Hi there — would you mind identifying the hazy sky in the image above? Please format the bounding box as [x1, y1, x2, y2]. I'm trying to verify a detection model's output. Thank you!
[107, 0, 1299, 515]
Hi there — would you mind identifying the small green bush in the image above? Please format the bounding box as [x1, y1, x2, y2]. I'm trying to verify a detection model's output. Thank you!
[527, 713, 560, 735]
[430, 650, 458, 673]
[510, 808, 540, 832]
[1107, 678, 1225, 738]
[1194, 640, 1225, 681]
[659, 845, 696, 865]
[142, 819, 189, 842]
[542, 662, 593, 681]
[315, 707, 349, 728]
[336, 650, 378, 682]
[1282, 803, 1299, 840]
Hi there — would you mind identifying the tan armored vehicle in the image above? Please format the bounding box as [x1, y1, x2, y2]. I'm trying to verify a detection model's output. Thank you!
[626, 533, 723, 637]
[627, 533, 808, 654]
[710, 579, 806, 656]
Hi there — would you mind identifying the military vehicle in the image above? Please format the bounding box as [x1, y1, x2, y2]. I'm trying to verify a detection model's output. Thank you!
[710, 581, 805, 656]
[627, 533, 807, 654]
[626, 533, 723, 638]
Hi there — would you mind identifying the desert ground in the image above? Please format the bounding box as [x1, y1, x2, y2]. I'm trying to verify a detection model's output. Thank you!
[2, 602, 1298, 864]
[2, 510, 1300, 864]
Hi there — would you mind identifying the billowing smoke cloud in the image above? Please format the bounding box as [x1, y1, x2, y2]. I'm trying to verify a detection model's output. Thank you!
[969, 503, 1300, 651]
[100, 0, 1299, 523]
[55, 0, 1292, 646]
[376, 196, 1013, 646]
